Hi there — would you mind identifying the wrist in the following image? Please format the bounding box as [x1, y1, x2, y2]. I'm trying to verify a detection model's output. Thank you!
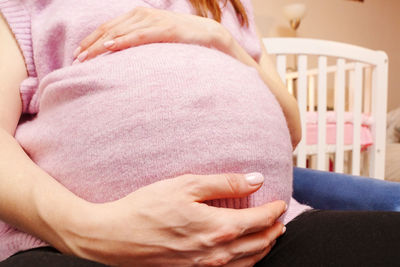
[209, 21, 234, 56]
[32, 181, 96, 255]
[214, 25, 261, 71]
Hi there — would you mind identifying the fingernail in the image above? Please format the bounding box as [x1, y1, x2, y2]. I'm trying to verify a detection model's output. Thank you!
[104, 40, 115, 48]
[281, 226, 286, 235]
[77, 50, 88, 62]
[284, 203, 288, 212]
[245, 172, 264, 186]
[73, 46, 81, 58]
[72, 59, 79, 65]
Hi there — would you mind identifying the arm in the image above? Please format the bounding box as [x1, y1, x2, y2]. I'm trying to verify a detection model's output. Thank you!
[219, 28, 301, 149]
[0, 12, 92, 254]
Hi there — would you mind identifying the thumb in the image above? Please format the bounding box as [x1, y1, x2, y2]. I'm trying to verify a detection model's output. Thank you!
[177, 172, 264, 202]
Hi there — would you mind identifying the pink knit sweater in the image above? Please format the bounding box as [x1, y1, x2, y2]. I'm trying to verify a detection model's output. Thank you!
[0, 0, 309, 261]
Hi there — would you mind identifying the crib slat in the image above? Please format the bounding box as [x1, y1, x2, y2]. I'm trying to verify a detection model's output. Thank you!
[364, 67, 372, 115]
[335, 58, 346, 173]
[296, 55, 308, 168]
[348, 70, 354, 112]
[308, 76, 315, 111]
[276, 55, 287, 86]
[352, 63, 363, 175]
[369, 67, 378, 177]
[370, 57, 388, 179]
[317, 56, 327, 171]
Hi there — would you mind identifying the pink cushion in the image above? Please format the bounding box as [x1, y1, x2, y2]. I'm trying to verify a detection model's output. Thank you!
[305, 111, 373, 149]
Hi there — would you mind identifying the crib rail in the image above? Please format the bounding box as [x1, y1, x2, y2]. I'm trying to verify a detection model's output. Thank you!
[263, 38, 388, 179]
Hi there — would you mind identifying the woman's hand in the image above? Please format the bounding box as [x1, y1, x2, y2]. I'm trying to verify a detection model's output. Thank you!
[72, 6, 300, 148]
[62, 173, 287, 267]
[73, 7, 230, 63]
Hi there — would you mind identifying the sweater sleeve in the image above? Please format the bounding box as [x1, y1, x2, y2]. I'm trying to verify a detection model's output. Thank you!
[0, 0, 39, 114]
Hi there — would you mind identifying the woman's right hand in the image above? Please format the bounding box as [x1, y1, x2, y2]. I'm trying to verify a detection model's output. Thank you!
[62, 173, 287, 267]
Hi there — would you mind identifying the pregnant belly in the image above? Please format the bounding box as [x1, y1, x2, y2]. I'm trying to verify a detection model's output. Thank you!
[15, 43, 293, 208]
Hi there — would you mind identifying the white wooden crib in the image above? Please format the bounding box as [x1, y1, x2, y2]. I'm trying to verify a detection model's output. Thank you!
[263, 38, 388, 179]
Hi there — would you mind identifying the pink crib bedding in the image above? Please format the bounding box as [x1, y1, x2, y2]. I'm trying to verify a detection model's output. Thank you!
[305, 111, 373, 149]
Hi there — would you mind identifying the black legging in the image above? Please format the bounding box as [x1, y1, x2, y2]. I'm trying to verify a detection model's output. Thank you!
[2, 210, 400, 267]
[256, 210, 400, 266]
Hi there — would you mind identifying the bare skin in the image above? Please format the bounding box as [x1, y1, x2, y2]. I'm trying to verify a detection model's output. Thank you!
[0, 11, 288, 266]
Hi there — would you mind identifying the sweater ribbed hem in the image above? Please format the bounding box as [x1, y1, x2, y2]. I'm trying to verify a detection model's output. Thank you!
[0, 223, 47, 261]
[206, 197, 251, 209]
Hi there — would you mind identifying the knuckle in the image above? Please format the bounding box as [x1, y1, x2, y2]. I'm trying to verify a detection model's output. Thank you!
[101, 30, 114, 40]
[223, 173, 242, 196]
[201, 252, 232, 266]
[209, 225, 239, 244]
[180, 174, 197, 188]
[179, 174, 202, 198]
[133, 6, 147, 14]
[129, 8, 137, 16]
[97, 23, 109, 33]
[275, 200, 286, 211]
[261, 233, 272, 249]
[136, 30, 147, 41]
[168, 23, 177, 32]
[163, 24, 177, 40]
[197, 234, 216, 248]
[264, 212, 275, 226]
[243, 249, 268, 267]
[80, 38, 92, 48]
[261, 208, 277, 226]
[152, 16, 162, 24]
[197, 225, 239, 249]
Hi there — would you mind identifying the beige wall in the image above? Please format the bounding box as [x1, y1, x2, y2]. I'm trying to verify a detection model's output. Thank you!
[252, 0, 400, 111]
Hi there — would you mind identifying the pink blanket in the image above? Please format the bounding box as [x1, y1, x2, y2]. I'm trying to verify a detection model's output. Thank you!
[305, 111, 373, 148]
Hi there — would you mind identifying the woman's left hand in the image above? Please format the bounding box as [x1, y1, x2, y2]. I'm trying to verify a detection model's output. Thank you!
[73, 6, 231, 63]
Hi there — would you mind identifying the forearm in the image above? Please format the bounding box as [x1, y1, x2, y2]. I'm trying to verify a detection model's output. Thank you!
[0, 128, 92, 254]
[215, 30, 301, 149]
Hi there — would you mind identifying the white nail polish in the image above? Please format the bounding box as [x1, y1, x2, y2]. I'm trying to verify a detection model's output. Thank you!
[282, 226, 286, 234]
[77, 51, 88, 62]
[73, 46, 81, 58]
[245, 172, 264, 186]
[104, 40, 115, 48]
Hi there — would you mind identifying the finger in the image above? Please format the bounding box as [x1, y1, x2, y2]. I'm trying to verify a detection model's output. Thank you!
[201, 224, 282, 267]
[201, 200, 286, 238]
[230, 201, 287, 236]
[106, 26, 164, 51]
[177, 172, 265, 202]
[228, 222, 284, 261]
[224, 244, 273, 267]
[74, 11, 135, 58]
[80, 20, 148, 61]
[100, 21, 155, 52]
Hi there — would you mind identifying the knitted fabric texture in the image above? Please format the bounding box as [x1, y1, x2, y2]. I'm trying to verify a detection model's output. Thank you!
[0, 0, 309, 260]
